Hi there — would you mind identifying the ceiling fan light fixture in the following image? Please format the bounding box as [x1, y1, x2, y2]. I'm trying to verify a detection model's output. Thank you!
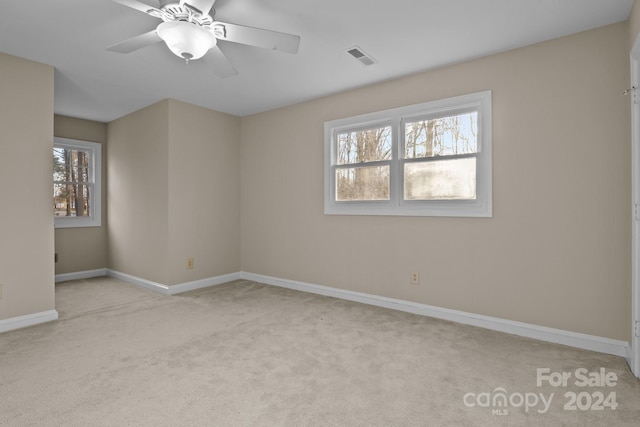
[157, 20, 216, 61]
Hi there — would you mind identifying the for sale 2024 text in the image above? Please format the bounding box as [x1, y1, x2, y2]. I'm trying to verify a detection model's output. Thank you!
[537, 367, 618, 411]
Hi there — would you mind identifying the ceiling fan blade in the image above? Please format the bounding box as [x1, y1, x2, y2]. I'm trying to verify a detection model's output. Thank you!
[112, 0, 162, 15]
[180, 0, 217, 16]
[203, 46, 238, 78]
[212, 21, 300, 54]
[106, 30, 162, 53]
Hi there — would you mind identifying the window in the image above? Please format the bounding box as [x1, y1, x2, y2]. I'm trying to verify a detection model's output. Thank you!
[53, 137, 102, 228]
[324, 91, 492, 217]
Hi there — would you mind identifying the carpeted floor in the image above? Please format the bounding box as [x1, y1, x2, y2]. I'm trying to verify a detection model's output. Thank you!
[1, 276, 639, 426]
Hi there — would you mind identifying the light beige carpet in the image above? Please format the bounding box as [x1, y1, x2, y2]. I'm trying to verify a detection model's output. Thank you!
[1, 276, 639, 426]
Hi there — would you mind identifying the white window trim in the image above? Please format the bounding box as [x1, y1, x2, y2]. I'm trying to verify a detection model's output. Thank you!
[54, 137, 102, 228]
[324, 91, 492, 217]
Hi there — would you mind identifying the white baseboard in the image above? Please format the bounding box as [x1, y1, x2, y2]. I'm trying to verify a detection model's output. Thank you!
[55, 268, 108, 283]
[0, 310, 59, 334]
[166, 272, 243, 295]
[240, 272, 631, 358]
[106, 269, 242, 295]
[57, 268, 630, 358]
[106, 270, 170, 294]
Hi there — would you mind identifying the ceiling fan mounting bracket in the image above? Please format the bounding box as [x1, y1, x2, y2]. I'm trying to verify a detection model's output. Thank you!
[152, 2, 214, 27]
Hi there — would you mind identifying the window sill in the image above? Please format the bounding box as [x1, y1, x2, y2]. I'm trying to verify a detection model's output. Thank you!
[54, 217, 102, 229]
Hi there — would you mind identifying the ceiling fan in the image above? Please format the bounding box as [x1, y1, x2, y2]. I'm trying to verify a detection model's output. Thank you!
[107, 0, 301, 78]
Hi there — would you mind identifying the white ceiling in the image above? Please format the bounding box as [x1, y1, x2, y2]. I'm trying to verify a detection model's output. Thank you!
[0, 0, 634, 122]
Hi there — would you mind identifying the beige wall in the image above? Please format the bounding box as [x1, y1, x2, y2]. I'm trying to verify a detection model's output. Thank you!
[167, 100, 241, 285]
[108, 101, 171, 284]
[630, 0, 640, 49]
[107, 99, 241, 286]
[0, 52, 55, 320]
[241, 23, 631, 341]
[54, 115, 108, 275]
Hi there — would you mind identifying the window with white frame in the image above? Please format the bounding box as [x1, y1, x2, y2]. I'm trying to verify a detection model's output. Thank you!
[324, 91, 492, 217]
[53, 137, 102, 228]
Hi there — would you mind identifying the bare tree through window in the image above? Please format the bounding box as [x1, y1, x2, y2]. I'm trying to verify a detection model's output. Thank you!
[336, 125, 392, 201]
[53, 147, 91, 217]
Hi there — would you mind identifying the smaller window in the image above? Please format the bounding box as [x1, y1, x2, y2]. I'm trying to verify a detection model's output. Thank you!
[53, 138, 102, 228]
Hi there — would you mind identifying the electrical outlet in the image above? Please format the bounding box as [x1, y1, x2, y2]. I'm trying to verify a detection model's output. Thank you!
[411, 272, 420, 285]
[186, 258, 194, 269]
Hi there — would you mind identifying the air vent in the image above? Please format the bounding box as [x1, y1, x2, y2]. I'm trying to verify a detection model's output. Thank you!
[346, 46, 376, 66]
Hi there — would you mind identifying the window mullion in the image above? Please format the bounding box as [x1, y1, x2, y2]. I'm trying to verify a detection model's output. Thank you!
[403, 152, 478, 164]
[391, 117, 402, 207]
[334, 160, 391, 169]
